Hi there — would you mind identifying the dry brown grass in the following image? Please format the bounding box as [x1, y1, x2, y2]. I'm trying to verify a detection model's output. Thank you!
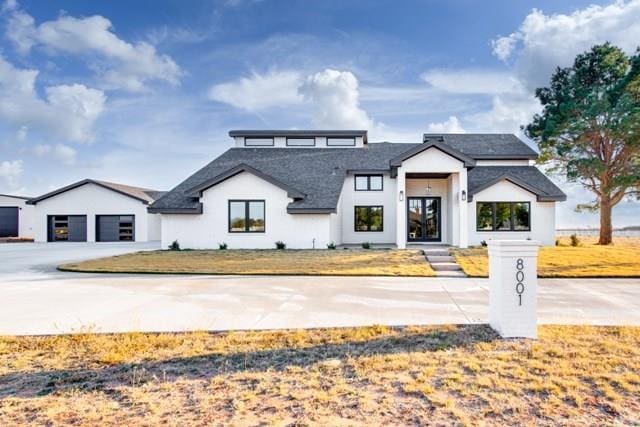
[453, 236, 640, 278]
[1, 325, 639, 425]
[59, 249, 435, 277]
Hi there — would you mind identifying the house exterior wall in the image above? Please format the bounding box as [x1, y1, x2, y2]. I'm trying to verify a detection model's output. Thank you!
[234, 136, 365, 148]
[468, 180, 556, 246]
[340, 173, 397, 244]
[0, 195, 34, 238]
[31, 183, 156, 242]
[160, 171, 332, 249]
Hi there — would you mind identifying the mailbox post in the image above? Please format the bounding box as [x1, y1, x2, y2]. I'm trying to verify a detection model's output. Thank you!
[487, 240, 539, 339]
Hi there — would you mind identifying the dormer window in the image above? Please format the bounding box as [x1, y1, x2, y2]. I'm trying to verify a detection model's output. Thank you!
[245, 137, 274, 147]
[355, 174, 383, 191]
[286, 137, 315, 147]
[327, 137, 355, 146]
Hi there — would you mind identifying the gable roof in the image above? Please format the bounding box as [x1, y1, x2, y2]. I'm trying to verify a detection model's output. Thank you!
[467, 166, 566, 202]
[150, 134, 551, 214]
[27, 179, 164, 205]
[423, 134, 538, 159]
[0, 193, 32, 200]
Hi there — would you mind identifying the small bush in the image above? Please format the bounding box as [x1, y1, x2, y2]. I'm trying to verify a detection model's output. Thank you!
[480, 240, 487, 247]
[218, 242, 228, 250]
[168, 240, 181, 251]
[275, 241, 286, 250]
[570, 234, 580, 247]
[327, 242, 336, 250]
[555, 239, 560, 246]
[361, 242, 371, 249]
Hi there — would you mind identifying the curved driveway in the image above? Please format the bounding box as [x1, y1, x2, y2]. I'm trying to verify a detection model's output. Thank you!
[1, 242, 639, 335]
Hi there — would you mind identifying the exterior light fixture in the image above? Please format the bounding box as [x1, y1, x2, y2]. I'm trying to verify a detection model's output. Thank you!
[399, 190, 404, 201]
[461, 190, 467, 201]
[426, 179, 432, 194]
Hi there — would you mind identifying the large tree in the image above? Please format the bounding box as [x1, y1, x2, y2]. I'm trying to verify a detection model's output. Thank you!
[526, 43, 640, 245]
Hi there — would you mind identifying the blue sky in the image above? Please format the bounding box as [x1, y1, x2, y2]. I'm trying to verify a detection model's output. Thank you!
[1, 0, 639, 227]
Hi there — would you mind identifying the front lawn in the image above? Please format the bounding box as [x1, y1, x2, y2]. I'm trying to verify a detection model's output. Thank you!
[1, 325, 638, 425]
[59, 249, 436, 277]
[453, 236, 640, 278]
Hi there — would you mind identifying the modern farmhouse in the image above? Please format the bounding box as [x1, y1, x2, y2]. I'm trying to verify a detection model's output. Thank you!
[150, 130, 566, 249]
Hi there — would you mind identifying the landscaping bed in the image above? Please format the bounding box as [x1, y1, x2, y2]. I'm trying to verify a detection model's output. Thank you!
[1, 325, 639, 425]
[453, 236, 640, 278]
[58, 249, 436, 277]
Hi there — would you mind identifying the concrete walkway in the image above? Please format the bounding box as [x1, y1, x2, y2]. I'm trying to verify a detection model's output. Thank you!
[1, 273, 639, 335]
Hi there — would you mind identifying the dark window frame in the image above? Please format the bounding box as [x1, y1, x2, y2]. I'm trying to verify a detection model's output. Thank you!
[354, 174, 384, 191]
[476, 201, 531, 232]
[228, 199, 266, 233]
[326, 137, 356, 147]
[286, 137, 316, 147]
[244, 137, 274, 147]
[354, 205, 384, 232]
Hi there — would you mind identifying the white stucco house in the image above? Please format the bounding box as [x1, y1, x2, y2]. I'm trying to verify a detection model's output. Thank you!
[27, 179, 164, 242]
[0, 194, 35, 239]
[150, 130, 566, 249]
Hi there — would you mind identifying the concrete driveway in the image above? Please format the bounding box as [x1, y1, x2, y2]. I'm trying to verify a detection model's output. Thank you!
[1, 242, 639, 335]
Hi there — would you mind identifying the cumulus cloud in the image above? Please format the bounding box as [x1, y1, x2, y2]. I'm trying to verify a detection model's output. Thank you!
[4, 2, 182, 91]
[426, 116, 465, 133]
[53, 144, 77, 165]
[0, 159, 23, 186]
[492, 1, 640, 88]
[466, 94, 540, 134]
[421, 69, 523, 95]
[208, 70, 303, 112]
[299, 69, 374, 129]
[0, 55, 105, 142]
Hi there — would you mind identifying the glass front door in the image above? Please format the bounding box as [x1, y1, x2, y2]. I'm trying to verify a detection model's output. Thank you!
[407, 197, 441, 242]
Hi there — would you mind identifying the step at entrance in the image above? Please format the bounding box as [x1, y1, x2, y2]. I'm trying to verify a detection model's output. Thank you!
[420, 246, 466, 277]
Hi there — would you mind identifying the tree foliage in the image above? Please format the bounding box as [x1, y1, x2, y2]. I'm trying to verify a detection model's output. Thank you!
[526, 43, 640, 244]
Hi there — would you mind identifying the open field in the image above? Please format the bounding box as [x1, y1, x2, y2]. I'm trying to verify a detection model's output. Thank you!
[1, 325, 639, 425]
[59, 249, 436, 277]
[453, 236, 640, 278]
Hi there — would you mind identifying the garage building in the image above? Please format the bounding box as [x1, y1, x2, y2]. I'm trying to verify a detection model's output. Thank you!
[27, 179, 164, 243]
[0, 194, 35, 239]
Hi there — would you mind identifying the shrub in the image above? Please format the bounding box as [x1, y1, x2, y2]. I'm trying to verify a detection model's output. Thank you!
[361, 242, 371, 249]
[480, 240, 487, 247]
[275, 241, 286, 250]
[168, 240, 181, 251]
[555, 239, 560, 246]
[218, 242, 228, 250]
[327, 242, 336, 250]
[570, 234, 580, 247]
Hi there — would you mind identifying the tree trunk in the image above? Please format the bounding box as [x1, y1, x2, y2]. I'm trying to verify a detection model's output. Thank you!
[599, 196, 613, 245]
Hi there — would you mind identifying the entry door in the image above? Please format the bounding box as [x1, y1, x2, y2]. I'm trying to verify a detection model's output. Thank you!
[407, 197, 441, 242]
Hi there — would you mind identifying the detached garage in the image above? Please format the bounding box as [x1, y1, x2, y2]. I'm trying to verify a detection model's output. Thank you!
[0, 194, 35, 239]
[28, 179, 164, 243]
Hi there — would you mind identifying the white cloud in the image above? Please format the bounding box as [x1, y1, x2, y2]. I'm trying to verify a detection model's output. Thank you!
[54, 144, 77, 165]
[299, 69, 374, 129]
[4, 3, 182, 91]
[32, 144, 51, 157]
[208, 70, 303, 112]
[492, 1, 640, 88]
[0, 56, 106, 142]
[467, 94, 540, 135]
[0, 159, 23, 186]
[16, 125, 27, 142]
[426, 116, 465, 133]
[421, 69, 523, 95]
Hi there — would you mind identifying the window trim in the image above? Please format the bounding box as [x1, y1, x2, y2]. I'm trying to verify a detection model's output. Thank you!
[286, 137, 316, 147]
[228, 199, 266, 233]
[326, 137, 356, 147]
[354, 174, 384, 191]
[476, 201, 531, 232]
[354, 205, 384, 232]
[244, 137, 274, 147]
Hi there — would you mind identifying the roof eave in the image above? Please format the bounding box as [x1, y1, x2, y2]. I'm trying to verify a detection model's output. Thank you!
[287, 207, 336, 214]
[147, 204, 203, 214]
[27, 179, 151, 205]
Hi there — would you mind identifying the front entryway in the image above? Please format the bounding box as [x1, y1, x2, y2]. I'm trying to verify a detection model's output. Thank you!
[407, 197, 441, 242]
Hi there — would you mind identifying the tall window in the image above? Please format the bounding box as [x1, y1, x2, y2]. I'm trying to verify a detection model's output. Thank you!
[354, 206, 383, 232]
[229, 200, 265, 232]
[354, 175, 383, 191]
[476, 202, 530, 231]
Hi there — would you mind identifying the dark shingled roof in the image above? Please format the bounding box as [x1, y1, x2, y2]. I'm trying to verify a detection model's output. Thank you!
[468, 166, 566, 202]
[150, 134, 561, 213]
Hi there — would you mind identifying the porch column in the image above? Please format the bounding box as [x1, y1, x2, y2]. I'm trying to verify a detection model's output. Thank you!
[396, 169, 406, 249]
[459, 168, 469, 248]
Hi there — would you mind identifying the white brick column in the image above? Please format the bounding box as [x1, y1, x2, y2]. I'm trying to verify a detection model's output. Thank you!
[488, 240, 539, 339]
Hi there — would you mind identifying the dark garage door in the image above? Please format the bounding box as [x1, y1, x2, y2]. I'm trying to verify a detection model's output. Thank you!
[47, 215, 87, 242]
[97, 215, 135, 242]
[0, 207, 19, 237]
